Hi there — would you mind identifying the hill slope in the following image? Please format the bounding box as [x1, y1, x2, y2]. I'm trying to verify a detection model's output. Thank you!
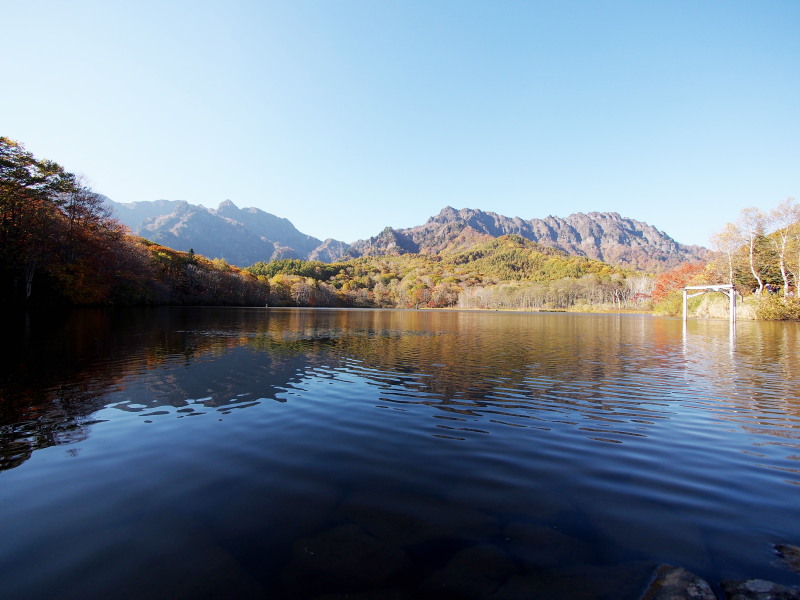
[248, 234, 630, 308]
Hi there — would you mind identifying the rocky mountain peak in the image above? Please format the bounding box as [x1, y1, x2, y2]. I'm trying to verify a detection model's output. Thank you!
[104, 198, 708, 271]
[216, 199, 239, 214]
[348, 206, 710, 271]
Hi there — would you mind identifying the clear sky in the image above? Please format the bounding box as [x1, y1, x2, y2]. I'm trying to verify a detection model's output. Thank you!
[4, 0, 798, 246]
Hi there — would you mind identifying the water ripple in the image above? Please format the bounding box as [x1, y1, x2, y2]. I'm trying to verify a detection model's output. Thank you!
[3, 309, 800, 598]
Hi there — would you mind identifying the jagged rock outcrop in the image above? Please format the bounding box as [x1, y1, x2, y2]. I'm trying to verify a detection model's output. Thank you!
[308, 238, 351, 263]
[138, 201, 285, 266]
[214, 200, 322, 258]
[347, 207, 710, 271]
[347, 226, 420, 257]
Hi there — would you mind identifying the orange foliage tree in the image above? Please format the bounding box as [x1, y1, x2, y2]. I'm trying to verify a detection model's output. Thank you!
[651, 263, 706, 303]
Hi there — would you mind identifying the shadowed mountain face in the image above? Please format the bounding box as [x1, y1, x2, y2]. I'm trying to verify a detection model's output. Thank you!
[107, 199, 708, 271]
[107, 199, 348, 265]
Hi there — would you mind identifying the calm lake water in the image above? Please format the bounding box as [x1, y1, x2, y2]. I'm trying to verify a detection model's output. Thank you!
[1, 307, 799, 599]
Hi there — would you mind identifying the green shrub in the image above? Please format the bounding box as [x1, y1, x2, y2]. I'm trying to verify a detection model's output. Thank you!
[755, 295, 800, 321]
[652, 290, 712, 317]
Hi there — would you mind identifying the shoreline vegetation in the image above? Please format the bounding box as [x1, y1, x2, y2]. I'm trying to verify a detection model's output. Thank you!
[2, 137, 799, 319]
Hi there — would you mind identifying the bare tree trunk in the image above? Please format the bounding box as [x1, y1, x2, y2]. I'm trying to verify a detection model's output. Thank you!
[748, 237, 764, 293]
[779, 252, 789, 296]
[770, 198, 800, 296]
[739, 207, 766, 293]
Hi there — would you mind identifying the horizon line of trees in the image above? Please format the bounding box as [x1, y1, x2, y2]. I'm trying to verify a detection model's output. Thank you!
[247, 252, 654, 311]
[458, 275, 653, 311]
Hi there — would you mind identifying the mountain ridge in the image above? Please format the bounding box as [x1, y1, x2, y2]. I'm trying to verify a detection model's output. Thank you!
[106, 199, 709, 271]
[347, 206, 710, 271]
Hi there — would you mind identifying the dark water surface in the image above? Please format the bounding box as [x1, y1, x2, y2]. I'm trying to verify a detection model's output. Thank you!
[1, 307, 799, 599]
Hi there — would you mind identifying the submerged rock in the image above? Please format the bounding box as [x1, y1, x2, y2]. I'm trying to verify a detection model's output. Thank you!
[283, 523, 409, 596]
[492, 560, 659, 600]
[420, 543, 518, 598]
[334, 491, 497, 548]
[721, 579, 800, 600]
[775, 544, 800, 575]
[640, 565, 716, 600]
[501, 521, 596, 568]
[313, 590, 412, 600]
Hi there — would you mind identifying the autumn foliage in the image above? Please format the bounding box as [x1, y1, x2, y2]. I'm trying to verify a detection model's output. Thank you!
[0, 137, 266, 306]
[650, 263, 706, 303]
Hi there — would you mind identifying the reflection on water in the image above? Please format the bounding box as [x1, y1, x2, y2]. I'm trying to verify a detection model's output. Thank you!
[1, 307, 799, 599]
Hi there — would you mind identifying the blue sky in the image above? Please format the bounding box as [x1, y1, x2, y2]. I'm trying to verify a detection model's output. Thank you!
[4, 0, 798, 246]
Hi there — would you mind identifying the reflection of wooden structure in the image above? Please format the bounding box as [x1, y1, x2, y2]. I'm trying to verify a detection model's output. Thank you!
[683, 284, 736, 322]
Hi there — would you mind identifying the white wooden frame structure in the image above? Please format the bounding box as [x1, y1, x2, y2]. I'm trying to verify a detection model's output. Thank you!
[683, 284, 736, 322]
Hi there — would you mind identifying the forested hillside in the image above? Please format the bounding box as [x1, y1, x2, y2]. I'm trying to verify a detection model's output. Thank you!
[0, 138, 265, 306]
[247, 236, 652, 310]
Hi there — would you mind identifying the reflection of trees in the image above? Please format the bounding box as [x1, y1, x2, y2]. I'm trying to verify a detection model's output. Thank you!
[4, 307, 799, 473]
[693, 321, 800, 444]
[675, 319, 800, 481]
[265, 310, 800, 446]
[0, 308, 323, 471]
[233, 310, 685, 445]
[1, 387, 97, 470]
[682, 320, 800, 412]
